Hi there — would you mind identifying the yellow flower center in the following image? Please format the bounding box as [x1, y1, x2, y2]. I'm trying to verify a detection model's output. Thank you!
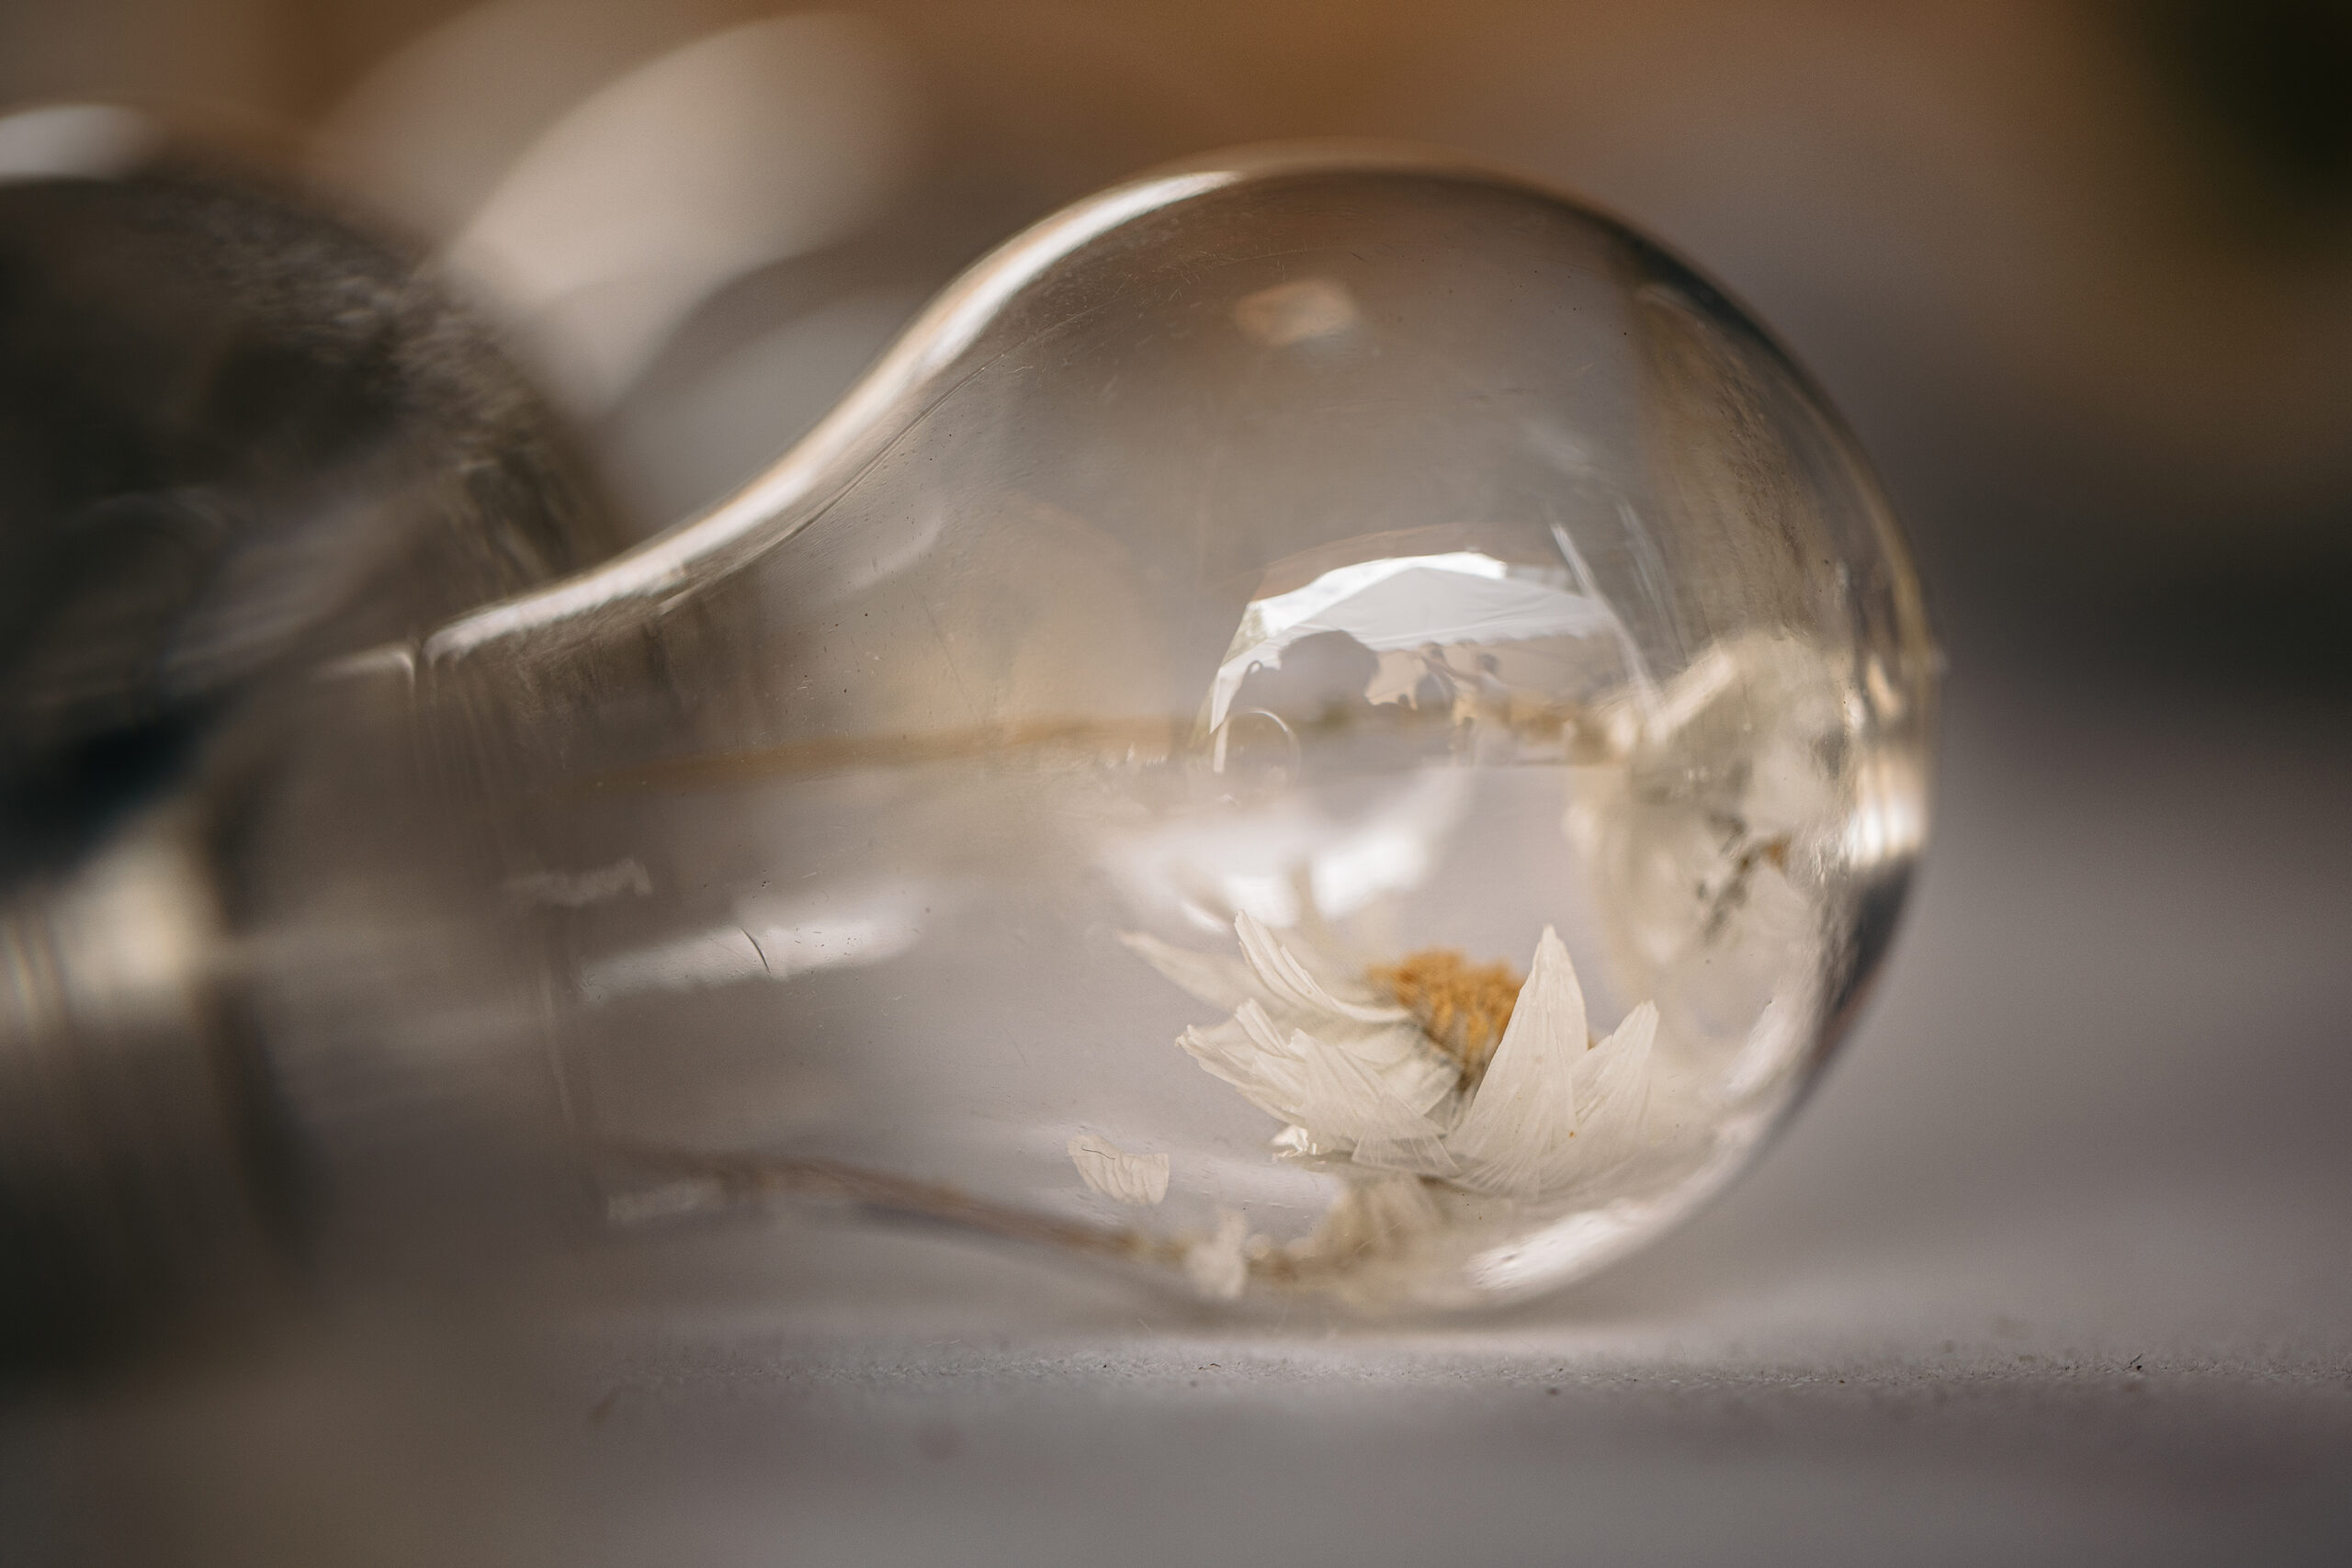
[1368, 948, 1523, 1088]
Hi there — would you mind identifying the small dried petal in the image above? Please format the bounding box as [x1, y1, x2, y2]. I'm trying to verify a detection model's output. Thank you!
[1557, 1001, 1657, 1175]
[1067, 1134, 1170, 1205]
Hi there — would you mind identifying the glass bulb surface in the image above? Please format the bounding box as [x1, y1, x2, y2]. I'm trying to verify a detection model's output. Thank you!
[322, 147, 1934, 1314]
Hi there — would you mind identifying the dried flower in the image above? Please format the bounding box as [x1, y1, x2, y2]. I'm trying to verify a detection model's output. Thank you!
[611, 916, 1659, 1307]
[1126, 913, 1657, 1202]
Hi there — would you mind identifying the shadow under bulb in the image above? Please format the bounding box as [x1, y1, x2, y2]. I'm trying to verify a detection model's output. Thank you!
[201, 146, 1940, 1321]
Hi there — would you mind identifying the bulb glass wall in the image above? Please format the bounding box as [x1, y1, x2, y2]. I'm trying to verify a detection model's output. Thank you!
[300, 153, 1933, 1314]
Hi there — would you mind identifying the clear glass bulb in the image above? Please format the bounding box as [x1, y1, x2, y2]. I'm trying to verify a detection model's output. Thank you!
[272, 146, 1935, 1315]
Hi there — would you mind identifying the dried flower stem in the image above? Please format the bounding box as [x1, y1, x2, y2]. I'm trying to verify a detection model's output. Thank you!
[599, 1140, 1408, 1292]
[604, 1141, 1190, 1269]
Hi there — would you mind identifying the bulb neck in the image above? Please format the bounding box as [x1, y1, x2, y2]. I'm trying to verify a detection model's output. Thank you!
[0, 660, 605, 1374]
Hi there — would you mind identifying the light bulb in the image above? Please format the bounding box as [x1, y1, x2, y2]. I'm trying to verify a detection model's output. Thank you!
[223, 147, 1938, 1319]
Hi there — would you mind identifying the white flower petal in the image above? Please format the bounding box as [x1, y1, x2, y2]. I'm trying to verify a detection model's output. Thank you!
[1348, 1131, 1461, 1179]
[1178, 1016, 1296, 1123]
[1181, 1000, 1453, 1174]
[1324, 1020, 1460, 1116]
[1444, 925, 1589, 1199]
[1281, 1027, 1457, 1175]
[1561, 1001, 1657, 1161]
[1464, 1001, 1658, 1200]
[1235, 910, 1410, 1024]
[1498, 1002, 1658, 1199]
[1231, 999, 1317, 1109]
[1232, 996, 1294, 1056]
[1136, 922, 1455, 1120]
[1067, 1134, 1170, 1206]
